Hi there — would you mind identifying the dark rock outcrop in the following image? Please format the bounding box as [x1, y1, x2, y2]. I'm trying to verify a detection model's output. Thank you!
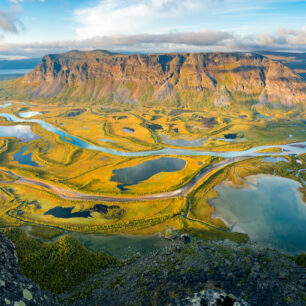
[0, 230, 58, 306]
[63, 238, 306, 305]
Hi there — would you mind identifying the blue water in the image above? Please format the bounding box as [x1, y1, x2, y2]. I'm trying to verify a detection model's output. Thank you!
[19, 111, 42, 118]
[161, 134, 207, 147]
[0, 124, 39, 142]
[262, 157, 288, 163]
[13, 146, 40, 167]
[257, 113, 272, 121]
[44, 206, 91, 219]
[210, 175, 306, 254]
[0, 103, 11, 108]
[111, 157, 186, 190]
[99, 138, 115, 143]
[0, 69, 31, 75]
[0, 113, 305, 157]
[123, 127, 134, 134]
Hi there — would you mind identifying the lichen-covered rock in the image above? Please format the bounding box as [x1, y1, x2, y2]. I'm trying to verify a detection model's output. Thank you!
[63, 238, 306, 305]
[0, 230, 58, 306]
[174, 288, 248, 306]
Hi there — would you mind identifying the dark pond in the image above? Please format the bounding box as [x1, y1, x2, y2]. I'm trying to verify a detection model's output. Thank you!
[111, 157, 186, 190]
[13, 146, 40, 167]
[44, 204, 120, 219]
[44, 207, 92, 218]
[224, 133, 237, 139]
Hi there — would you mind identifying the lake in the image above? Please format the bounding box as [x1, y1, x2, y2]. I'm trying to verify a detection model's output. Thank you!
[111, 157, 186, 190]
[19, 111, 42, 118]
[14, 146, 40, 167]
[210, 175, 306, 254]
[0, 125, 39, 142]
[262, 157, 288, 163]
[161, 134, 207, 147]
[44, 206, 92, 219]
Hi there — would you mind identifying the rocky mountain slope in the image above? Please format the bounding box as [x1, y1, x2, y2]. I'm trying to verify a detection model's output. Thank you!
[17, 50, 306, 107]
[62, 237, 306, 305]
[0, 230, 58, 306]
[1, 228, 305, 305]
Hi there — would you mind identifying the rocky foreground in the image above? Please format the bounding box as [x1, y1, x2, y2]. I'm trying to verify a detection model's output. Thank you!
[1, 228, 305, 305]
[63, 236, 306, 305]
[0, 230, 58, 306]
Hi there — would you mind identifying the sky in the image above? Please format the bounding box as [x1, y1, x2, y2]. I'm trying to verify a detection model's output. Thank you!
[0, 0, 305, 59]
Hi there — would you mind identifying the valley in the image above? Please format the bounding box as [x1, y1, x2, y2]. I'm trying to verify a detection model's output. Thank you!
[0, 50, 305, 305]
[0, 97, 304, 253]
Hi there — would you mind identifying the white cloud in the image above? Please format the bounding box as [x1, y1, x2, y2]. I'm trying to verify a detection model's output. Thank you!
[0, 24, 306, 59]
[0, 8, 22, 33]
[74, 0, 215, 39]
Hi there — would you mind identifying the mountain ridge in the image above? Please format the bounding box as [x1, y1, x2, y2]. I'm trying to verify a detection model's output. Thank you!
[14, 50, 306, 107]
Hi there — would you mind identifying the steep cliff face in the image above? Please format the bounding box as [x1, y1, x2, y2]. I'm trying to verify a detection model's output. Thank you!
[0, 230, 58, 305]
[19, 50, 306, 106]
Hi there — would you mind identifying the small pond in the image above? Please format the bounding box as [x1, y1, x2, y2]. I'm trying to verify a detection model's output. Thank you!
[256, 113, 272, 121]
[19, 111, 42, 118]
[99, 138, 115, 143]
[44, 206, 92, 219]
[161, 135, 207, 147]
[262, 157, 288, 163]
[0, 103, 11, 108]
[111, 157, 186, 190]
[210, 175, 306, 254]
[69, 233, 172, 259]
[0, 125, 39, 142]
[44, 204, 120, 219]
[123, 127, 135, 134]
[14, 146, 40, 167]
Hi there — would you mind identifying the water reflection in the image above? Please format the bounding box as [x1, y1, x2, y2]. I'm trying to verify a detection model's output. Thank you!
[210, 175, 306, 254]
[0, 125, 39, 142]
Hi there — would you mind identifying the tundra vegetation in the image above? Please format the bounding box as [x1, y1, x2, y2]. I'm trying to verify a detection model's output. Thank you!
[0, 102, 304, 238]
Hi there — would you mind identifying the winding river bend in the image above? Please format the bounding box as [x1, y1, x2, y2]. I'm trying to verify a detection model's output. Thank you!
[0, 112, 305, 157]
[0, 110, 305, 254]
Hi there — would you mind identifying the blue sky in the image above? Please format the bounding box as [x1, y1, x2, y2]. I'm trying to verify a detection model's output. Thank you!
[0, 0, 305, 59]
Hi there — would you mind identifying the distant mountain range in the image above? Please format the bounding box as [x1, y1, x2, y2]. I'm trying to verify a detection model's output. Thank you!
[258, 51, 306, 82]
[0, 58, 42, 80]
[0, 58, 41, 70]
[9, 51, 306, 107]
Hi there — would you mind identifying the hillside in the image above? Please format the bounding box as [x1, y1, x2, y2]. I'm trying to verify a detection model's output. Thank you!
[0, 230, 58, 305]
[13, 50, 306, 107]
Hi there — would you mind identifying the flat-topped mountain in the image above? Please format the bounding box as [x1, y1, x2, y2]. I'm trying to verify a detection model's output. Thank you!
[17, 50, 306, 106]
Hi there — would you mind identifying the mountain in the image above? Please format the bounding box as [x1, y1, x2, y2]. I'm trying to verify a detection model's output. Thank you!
[14, 50, 306, 107]
[258, 51, 306, 82]
[0, 230, 58, 305]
